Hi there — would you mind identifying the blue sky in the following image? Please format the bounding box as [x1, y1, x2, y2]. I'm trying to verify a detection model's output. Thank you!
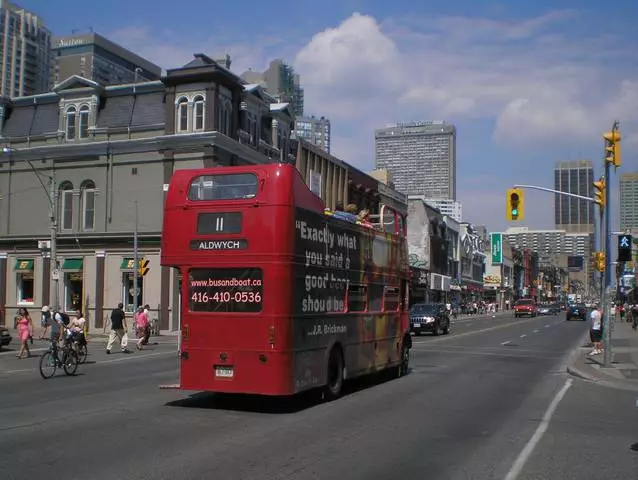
[24, 0, 638, 232]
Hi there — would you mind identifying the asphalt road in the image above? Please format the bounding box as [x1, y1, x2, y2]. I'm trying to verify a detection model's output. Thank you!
[1, 313, 635, 480]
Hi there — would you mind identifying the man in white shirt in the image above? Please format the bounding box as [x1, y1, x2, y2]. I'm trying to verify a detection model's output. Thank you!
[589, 303, 603, 356]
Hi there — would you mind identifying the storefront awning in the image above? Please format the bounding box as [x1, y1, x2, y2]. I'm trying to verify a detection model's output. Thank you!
[61, 258, 83, 272]
[14, 259, 34, 271]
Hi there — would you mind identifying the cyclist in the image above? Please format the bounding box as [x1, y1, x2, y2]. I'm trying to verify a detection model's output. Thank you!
[42, 306, 64, 361]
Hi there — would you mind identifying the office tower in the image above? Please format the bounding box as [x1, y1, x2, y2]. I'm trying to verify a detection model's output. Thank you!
[294, 115, 331, 153]
[52, 32, 161, 86]
[554, 160, 595, 234]
[241, 59, 304, 117]
[375, 121, 456, 199]
[620, 172, 638, 231]
[0, 0, 51, 97]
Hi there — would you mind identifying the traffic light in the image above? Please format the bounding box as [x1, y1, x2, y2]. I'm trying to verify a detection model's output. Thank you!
[592, 177, 606, 207]
[138, 259, 150, 277]
[593, 251, 606, 272]
[618, 234, 632, 262]
[603, 129, 621, 168]
[506, 188, 524, 221]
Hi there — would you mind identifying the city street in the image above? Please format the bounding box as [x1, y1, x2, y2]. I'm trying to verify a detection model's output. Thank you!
[1, 313, 637, 480]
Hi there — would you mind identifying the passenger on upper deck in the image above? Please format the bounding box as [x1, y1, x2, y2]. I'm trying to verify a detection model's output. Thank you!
[357, 209, 373, 228]
[327, 202, 359, 223]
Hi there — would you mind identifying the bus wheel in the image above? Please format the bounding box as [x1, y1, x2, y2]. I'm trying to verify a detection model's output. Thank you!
[325, 347, 344, 401]
[396, 342, 410, 377]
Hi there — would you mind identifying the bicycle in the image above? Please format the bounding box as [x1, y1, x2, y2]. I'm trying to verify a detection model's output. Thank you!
[39, 336, 79, 379]
[66, 328, 88, 364]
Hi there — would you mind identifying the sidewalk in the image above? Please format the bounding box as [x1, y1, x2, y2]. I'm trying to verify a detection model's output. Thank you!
[567, 317, 638, 392]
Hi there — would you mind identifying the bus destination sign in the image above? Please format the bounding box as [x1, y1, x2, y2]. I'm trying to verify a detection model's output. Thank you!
[191, 239, 248, 250]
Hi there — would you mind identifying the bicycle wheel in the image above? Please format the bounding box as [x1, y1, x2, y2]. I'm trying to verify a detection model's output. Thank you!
[62, 350, 79, 376]
[77, 343, 88, 364]
[39, 351, 57, 379]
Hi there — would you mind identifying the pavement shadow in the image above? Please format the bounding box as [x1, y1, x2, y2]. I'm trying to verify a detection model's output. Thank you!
[166, 369, 406, 414]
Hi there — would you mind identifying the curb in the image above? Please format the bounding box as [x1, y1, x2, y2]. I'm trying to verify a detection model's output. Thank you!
[566, 364, 638, 392]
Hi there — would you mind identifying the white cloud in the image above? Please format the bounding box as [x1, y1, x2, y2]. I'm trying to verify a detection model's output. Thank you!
[294, 12, 638, 160]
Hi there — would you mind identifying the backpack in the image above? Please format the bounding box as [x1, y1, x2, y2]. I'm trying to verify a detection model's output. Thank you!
[58, 312, 70, 326]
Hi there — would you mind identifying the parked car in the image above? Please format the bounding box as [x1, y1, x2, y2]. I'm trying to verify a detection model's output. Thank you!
[0, 325, 12, 349]
[514, 299, 537, 317]
[538, 303, 561, 315]
[410, 303, 450, 336]
[566, 303, 588, 321]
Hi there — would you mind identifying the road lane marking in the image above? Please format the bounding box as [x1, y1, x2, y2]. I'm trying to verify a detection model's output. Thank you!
[411, 316, 548, 345]
[533, 330, 539, 333]
[504, 378, 573, 480]
[502, 340, 511, 345]
[0, 347, 48, 356]
[520, 334, 526, 338]
[545, 325, 551, 328]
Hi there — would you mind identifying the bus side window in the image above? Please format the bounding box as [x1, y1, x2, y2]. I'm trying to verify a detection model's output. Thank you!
[368, 283, 384, 312]
[400, 280, 408, 312]
[347, 284, 367, 312]
[383, 286, 400, 312]
[397, 215, 405, 237]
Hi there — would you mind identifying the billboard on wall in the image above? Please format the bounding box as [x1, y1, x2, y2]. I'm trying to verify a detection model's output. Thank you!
[567, 256, 584, 272]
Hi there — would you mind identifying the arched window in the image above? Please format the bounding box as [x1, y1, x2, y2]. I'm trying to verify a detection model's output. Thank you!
[176, 97, 188, 132]
[78, 105, 90, 139]
[65, 107, 76, 139]
[80, 180, 96, 231]
[59, 182, 74, 231]
[193, 95, 205, 131]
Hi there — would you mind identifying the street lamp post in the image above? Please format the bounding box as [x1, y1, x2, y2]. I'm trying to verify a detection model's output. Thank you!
[1, 147, 59, 309]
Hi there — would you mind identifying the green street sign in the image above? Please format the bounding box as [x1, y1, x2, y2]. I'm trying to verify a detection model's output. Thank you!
[491, 233, 503, 265]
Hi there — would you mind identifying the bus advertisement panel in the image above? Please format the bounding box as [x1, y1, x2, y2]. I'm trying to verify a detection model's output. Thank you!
[291, 207, 407, 393]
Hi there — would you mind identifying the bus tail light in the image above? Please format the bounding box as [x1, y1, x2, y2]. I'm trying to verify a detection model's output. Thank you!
[181, 324, 190, 342]
[268, 325, 275, 348]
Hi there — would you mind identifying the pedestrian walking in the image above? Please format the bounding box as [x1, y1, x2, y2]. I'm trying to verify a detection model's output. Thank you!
[588, 303, 603, 356]
[631, 303, 638, 330]
[15, 307, 33, 359]
[133, 306, 149, 350]
[104, 303, 130, 354]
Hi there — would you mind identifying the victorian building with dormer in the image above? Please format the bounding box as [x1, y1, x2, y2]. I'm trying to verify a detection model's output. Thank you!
[0, 53, 401, 332]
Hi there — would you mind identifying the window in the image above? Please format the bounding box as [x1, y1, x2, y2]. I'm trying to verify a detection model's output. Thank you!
[188, 173, 258, 201]
[63, 272, 83, 312]
[193, 95, 204, 131]
[59, 183, 74, 231]
[368, 283, 383, 311]
[81, 181, 95, 231]
[78, 105, 90, 138]
[65, 106, 76, 139]
[347, 284, 367, 312]
[383, 286, 400, 312]
[176, 97, 188, 132]
[17, 272, 34, 304]
[224, 100, 232, 136]
[122, 272, 144, 313]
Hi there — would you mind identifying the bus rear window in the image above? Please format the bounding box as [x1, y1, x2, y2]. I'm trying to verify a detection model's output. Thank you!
[189, 268, 263, 313]
[188, 173, 258, 201]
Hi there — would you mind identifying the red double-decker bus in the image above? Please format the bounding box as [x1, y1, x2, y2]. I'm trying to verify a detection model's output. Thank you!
[161, 163, 411, 399]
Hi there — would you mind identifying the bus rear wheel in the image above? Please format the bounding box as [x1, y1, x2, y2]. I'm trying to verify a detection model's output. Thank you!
[396, 342, 410, 377]
[324, 347, 344, 401]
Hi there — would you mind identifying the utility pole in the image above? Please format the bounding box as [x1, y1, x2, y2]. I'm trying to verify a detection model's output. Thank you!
[133, 200, 139, 314]
[602, 120, 621, 368]
[49, 171, 59, 310]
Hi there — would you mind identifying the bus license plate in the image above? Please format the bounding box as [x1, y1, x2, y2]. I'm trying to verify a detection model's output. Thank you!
[215, 366, 234, 378]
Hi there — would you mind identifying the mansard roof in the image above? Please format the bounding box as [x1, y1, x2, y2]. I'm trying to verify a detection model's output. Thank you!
[1, 80, 166, 140]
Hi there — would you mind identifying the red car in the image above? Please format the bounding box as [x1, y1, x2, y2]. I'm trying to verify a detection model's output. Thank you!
[514, 299, 537, 317]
